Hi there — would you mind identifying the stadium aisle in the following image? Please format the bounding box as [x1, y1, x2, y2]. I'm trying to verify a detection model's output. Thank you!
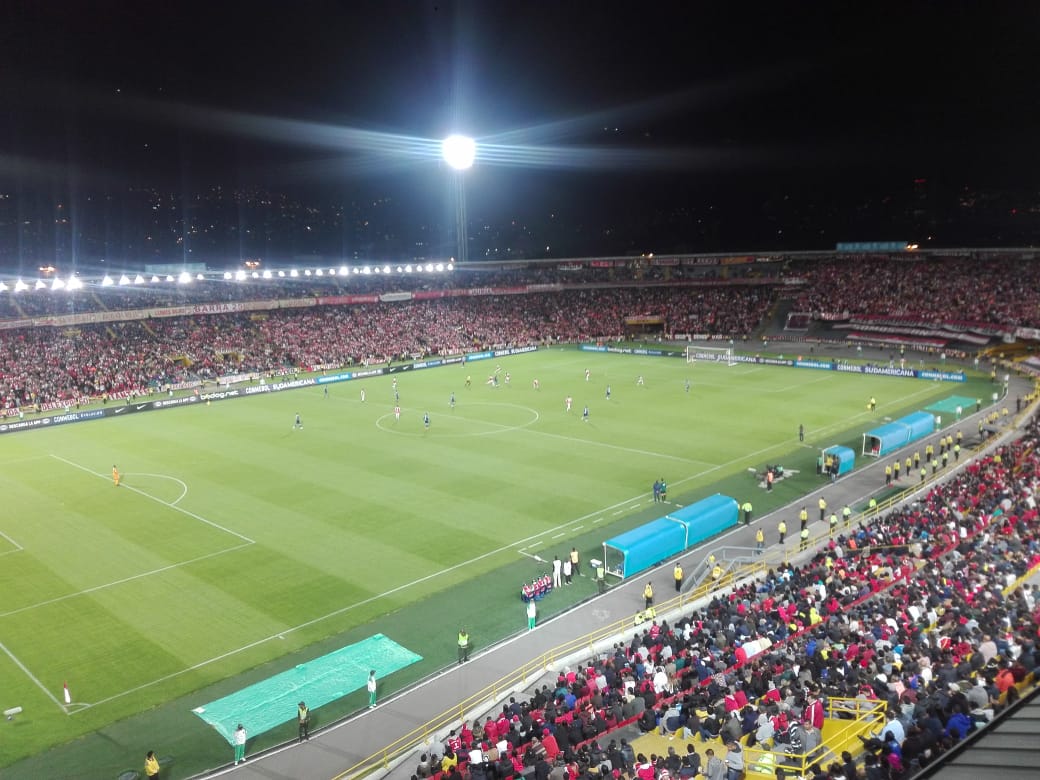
[216, 375, 1031, 780]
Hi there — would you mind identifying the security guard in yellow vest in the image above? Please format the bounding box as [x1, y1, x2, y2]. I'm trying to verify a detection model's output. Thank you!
[741, 501, 753, 524]
[673, 563, 684, 592]
[457, 628, 470, 664]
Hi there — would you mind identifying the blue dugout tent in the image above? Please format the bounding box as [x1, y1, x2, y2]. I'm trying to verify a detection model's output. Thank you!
[822, 445, 856, 477]
[862, 411, 935, 458]
[602, 493, 738, 579]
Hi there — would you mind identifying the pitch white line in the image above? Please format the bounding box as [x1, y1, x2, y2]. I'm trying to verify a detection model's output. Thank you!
[64, 372, 955, 713]
[0, 639, 66, 713]
[0, 528, 24, 557]
[0, 542, 254, 619]
[49, 455, 254, 544]
[125, 473, 189, 505]
[552, 533, 565, 539]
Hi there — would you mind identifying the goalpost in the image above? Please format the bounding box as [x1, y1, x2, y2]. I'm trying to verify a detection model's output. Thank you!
[686, 345, 737, 366]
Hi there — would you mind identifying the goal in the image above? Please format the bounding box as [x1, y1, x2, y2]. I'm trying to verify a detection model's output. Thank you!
[686, 345, 737, 366]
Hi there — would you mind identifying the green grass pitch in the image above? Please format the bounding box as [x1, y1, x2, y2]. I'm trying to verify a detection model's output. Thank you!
[0, 348, 988, 776]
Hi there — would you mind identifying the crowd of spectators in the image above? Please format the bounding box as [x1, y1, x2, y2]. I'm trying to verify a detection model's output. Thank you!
[789, 256, 1040, 330]
[0, 262, 774, 320]
[412, 419, 1040, 780]
[0, 286, 773, 410]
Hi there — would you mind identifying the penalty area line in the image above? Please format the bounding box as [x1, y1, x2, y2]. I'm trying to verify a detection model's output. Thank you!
[49, 454, 254, 544]
[0, 639, 67, 714]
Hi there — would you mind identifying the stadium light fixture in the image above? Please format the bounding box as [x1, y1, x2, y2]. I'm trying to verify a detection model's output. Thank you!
[101, 275, 114, 286]
[0, 281, 7, 292]
[14, 279, 28, 292]
[396, 266, 403, 273]
[67, 276, 83, 290]
[223, 271, 233, 280]
[405, 264, 412, 273]
[425, 263, 433, 272]
[289, 269, 299, 277]
[315, 269, 323, 276]
[251, 271, 259, 279]
[51, 277, 65, 290]
[304, 269, 311, 276]
[441, 134, 476, 170]
[363, 266, 371, 274]
[235, 269, 246, 281]
[373, 266, 381, 274]
[339, 266, 349, 275]
[151, 275, 161, 283]
[447, 262, 454, 271]
[119, 274, 131, 286]
[435, 263, 444, 272]
[196, 273, 205, 280]
[134, 275, 145, 284]
[262, 270, 272, 279]
[177, 272, 191, 284]
[278, 270, 286, 277]
[382, 264, 391, 274]
[34, 279, 46, 290]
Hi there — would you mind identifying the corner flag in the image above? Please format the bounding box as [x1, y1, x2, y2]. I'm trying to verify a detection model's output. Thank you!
[64, 681, 71, 704]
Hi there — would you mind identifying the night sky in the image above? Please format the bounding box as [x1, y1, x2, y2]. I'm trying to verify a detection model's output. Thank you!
[1, 1, 1039, 263]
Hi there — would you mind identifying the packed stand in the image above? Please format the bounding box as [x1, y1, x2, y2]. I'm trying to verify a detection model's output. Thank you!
[0, 286, 773, 410]
[789, 256, 1040, 330]
[412, 423, 1040, 780]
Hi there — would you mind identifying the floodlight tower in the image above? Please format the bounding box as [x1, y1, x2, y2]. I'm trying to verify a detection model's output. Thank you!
[442, 134, 475, 264]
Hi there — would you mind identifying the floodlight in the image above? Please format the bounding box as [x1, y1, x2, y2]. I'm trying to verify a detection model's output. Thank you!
[223, 271, 232, 280]
[251, 271, 259, 279]
[34, 279, 46, 290]
[51, 277, 65, 290]
[278, 270, 286, 277]
[339, 266, 349, 275]
[396, 266, 403, 273]
[363, 266, 371, 275]
[101, 275, 114, 286]
[289, 269, 298, 277]
[435, 263, 444, 272]
[177, 272, 191, 284]
[134, 275, 145, 284]
[67, 276, 83, 290]
[151, 275, 160, 283]
[196, 273, 205, 280]
[382, 265, 391, 274]
[0, 282, 7, 291]
[165, 275, 174, 282]
[405, 264, 412, 273]
[304, 269, 311, 276]
[447, 262, 454, 271]
[442, 134, 476, 170]
[373, 266, 381, 274]
[262, 270, 272, 279]
[14, 280, 28, 292]
[315, 269, 323, 276]
[425, 263, 433, 272]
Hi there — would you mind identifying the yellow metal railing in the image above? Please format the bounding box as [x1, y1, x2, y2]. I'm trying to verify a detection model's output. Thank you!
[331, 560, 771, 780]
[744, 698, 885, 778]
[332, 414, 1038, 780]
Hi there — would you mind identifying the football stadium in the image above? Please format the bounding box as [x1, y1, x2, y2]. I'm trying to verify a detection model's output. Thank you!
[0, 253, 1038, 780]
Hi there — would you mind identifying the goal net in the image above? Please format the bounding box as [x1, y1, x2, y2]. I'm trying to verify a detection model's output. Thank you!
[686, 345, 736, 366]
